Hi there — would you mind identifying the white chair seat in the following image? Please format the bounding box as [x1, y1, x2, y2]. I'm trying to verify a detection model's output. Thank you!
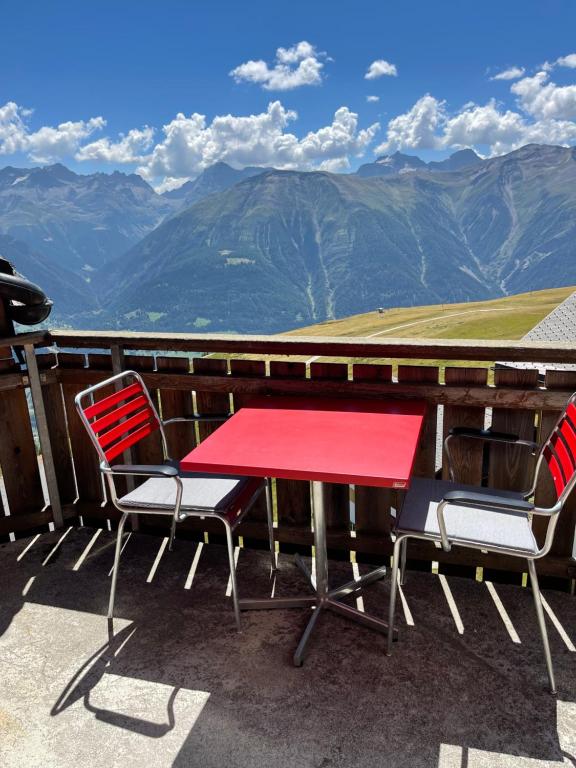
[119, 474, 263, 522]
[397, 478, 538, 554]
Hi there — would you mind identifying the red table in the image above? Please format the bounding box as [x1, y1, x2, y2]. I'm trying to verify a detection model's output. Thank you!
[181, 396, 426, 664]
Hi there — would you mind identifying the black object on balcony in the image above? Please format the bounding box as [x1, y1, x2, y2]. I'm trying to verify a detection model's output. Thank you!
[0, 257, 53, 325]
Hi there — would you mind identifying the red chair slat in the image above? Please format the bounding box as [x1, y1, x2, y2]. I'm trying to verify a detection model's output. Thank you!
[84, 382, 143, 419]
[91, 395, 149, 434]
[559, 417, 576, 462]
[551, 432, 574, 487]
[104, 422, 157, 462]
[544, 446, 566, 498]
[566, 402, 576, 427]
[98, 408, 156, 449]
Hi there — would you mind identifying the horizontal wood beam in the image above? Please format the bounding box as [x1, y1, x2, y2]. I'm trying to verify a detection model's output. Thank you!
[57, 367, 574, 409]
[49, 329, 576, 363]
[0, 372, 26, 392]
[0, 505, 78, 535]
[0, 330, 51, 348]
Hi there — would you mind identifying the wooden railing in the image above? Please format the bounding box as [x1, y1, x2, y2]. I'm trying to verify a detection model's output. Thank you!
[1, 329, 576, 584]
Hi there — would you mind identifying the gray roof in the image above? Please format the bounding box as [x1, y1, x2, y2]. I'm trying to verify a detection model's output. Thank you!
[498, 290, 576, 373]
[523, 291, 576, 345]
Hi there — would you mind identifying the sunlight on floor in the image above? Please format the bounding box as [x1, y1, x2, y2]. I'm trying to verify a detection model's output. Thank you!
[437, 700, 576, 767]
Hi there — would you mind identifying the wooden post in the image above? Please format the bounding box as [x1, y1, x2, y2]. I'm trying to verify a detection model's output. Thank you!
[24, 344, 63, 527]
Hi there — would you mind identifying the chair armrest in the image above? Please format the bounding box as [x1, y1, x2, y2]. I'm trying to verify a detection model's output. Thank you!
[436, 491, 534, 552]
[449, 427, 537, 449]
[162, 413, 231, 426]
[442, 490, 534, 512]
[444, 428, 538, 482]
[450, 426, 518, 441]
[108, 464, 179, 478]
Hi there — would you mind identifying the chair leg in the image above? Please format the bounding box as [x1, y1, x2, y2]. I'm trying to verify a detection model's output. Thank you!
[265, 478, 277, 573]
[387, 535, 403, 655]
[225, 523, 241, 632]
[168, 516, 177, 552]
[527, 559, 556, 694]
[400, 538, 408, 586]
[108, 512, 129, 620]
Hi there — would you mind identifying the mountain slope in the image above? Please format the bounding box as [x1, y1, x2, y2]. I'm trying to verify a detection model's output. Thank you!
[0, 164, 177, 275]
[100, 144, 576, 334]
[0, 234, 98, 317]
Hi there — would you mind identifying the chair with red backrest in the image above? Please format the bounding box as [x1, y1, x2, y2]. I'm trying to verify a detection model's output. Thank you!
[75, 370, 276, 630]
[387, 393, 576, 694]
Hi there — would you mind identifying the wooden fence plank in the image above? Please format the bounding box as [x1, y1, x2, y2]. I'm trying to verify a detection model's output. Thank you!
[229, 359, 269, 532]
[193, 357, 230, 441]
[397, 365, 439, 477]
[488, 368, 539, 491]
[309, 362, 350, 546]
[268, 361, 311, 551]
[155, 356, 195, 462]
[0, 318, 44, 518]
[0, 385, 44, 517]
[0, 301, 13, 536]
[442, 367, 487, 484]
[353, 363, 395, 547]
[37, 352, 76, 505]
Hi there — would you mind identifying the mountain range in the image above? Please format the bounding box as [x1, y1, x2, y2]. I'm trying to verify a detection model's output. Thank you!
[356, 148, 482, 177]
[0, 144, 575, 332]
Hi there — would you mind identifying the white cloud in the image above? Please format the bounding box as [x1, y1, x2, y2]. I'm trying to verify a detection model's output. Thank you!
[511, 70, 576, 119]
[366, 95, 380, 103]
[375, 94, 444, 153]
[76, 127, 155, 163]
[557, 53, 576, 68]
[490, 66, 525, 81]
[135, 102, 379, 181]
[0, 101, 29, 155]
[0, 101, 105, 162]
[365, 60, 397, 80]
[442, 100, 528, 155]
[230, 41, 326, 91]
[377, 91, 576, 157]
[0, 99, 379, 184]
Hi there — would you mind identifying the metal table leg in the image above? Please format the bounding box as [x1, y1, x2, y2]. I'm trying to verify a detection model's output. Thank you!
[239, 479, 396, 665]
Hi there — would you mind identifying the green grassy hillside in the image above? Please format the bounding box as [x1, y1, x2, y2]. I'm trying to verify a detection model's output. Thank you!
[283, 285, 576, 368]
[290, 285, 575, 340]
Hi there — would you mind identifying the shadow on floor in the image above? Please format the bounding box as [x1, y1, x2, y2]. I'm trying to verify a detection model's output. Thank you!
[1, 527, 575, 768]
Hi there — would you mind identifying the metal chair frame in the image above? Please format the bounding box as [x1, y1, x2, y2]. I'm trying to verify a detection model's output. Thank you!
[75, 370, 276, 630]
[387, 393, 576, 694]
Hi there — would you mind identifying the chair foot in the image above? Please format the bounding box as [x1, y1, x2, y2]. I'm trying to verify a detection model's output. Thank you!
[387, 535, 404, 656]
[527, 559, 556, 695]
[265, 478, 277, 574]
[168, 517, 177, 552]
[108, 513, 129, 621]
[225, 523, 241, 632]
[399, 538, 408, 586]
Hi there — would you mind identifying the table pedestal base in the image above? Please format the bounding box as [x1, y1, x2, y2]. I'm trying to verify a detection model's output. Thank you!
[238, 480, 398, 666]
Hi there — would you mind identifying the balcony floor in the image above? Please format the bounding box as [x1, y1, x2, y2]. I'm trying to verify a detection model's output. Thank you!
[1, 526, 575, 768]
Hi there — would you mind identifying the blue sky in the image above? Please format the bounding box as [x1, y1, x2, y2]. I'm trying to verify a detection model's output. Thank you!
[2, 0, 576, 188]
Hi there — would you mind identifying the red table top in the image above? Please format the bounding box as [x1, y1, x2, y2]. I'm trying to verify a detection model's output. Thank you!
[180, 396, 426, 489]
